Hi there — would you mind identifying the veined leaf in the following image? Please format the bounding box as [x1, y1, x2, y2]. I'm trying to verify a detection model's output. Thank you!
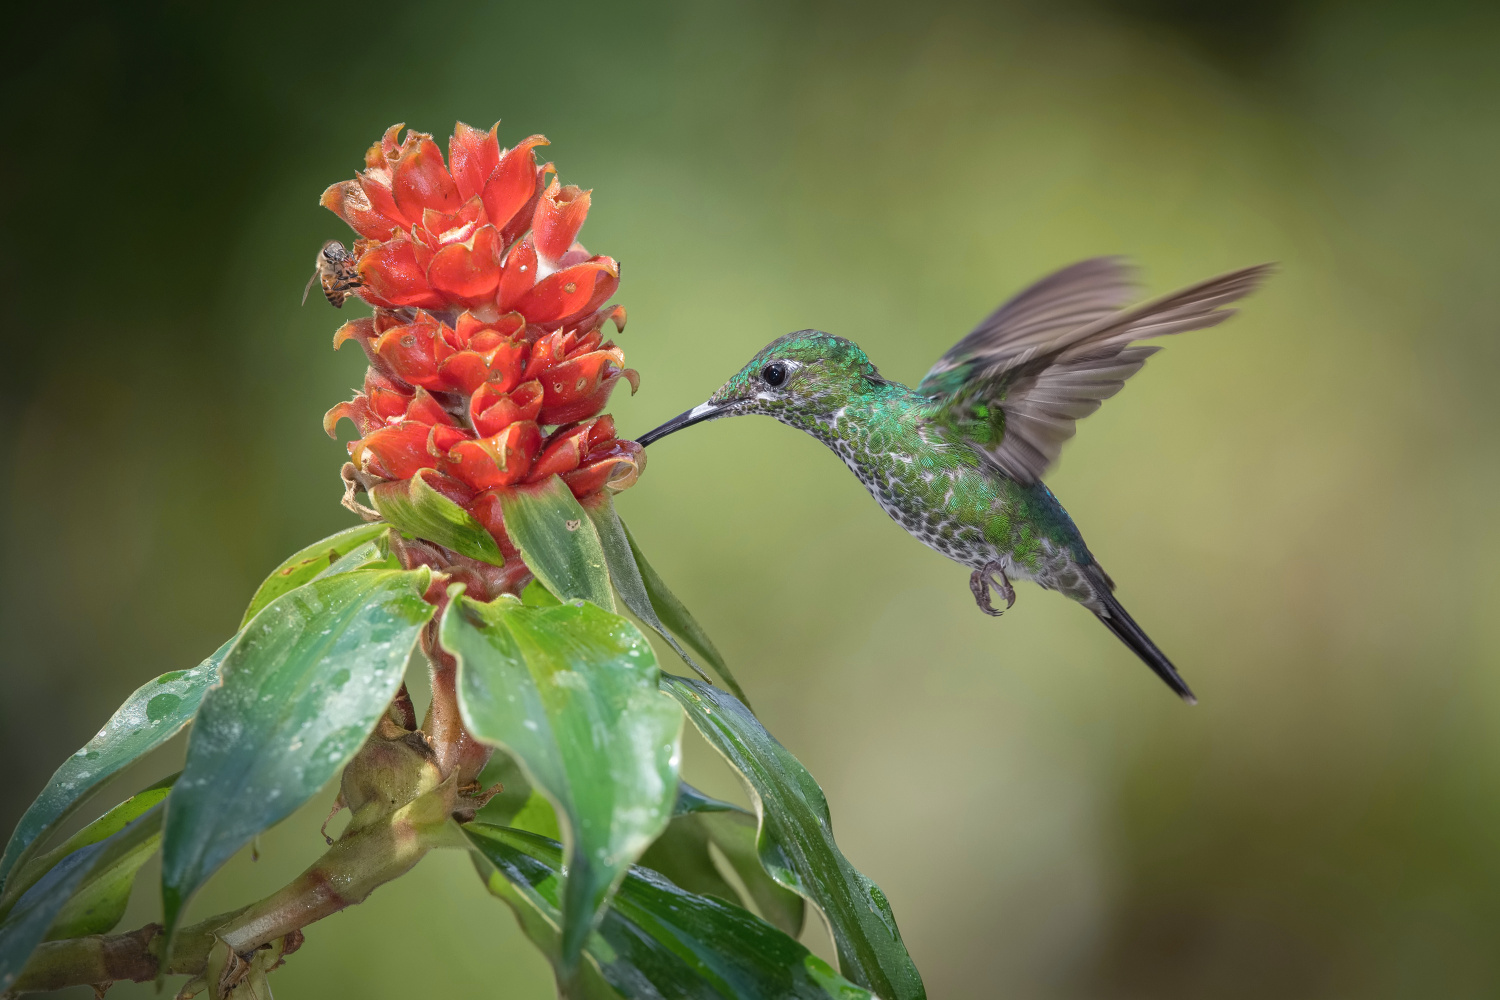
[619, 520, 746, 705]
[638, 782, 805, 938]
[0, 776, 172, 922]
[442, 593, 680, 974]
[0, 804, 164, 994]
[0, 641, 232, 892]
[663, 676, 926, 1000]
[497, 476, 613, 611]
[467, 823, 873, 1000]
[239, 522, 392, 627]
[370, 469, 505, 567]
[161, 568, 434, 941]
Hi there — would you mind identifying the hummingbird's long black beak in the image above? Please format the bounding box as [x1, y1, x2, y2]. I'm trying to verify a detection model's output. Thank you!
[636, 401, 726, 446]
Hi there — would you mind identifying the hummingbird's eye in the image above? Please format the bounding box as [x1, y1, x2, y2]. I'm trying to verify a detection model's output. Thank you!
[761, 362, 788, 387]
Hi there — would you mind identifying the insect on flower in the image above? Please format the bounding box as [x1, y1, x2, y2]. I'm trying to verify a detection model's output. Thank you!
[302, 239, 364, 307]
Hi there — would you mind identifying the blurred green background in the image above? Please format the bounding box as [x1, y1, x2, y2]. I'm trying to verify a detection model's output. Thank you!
[4, 0, 1499, 996]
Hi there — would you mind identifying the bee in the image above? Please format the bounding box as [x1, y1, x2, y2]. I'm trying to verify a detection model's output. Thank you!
[302, 240, 363, 307]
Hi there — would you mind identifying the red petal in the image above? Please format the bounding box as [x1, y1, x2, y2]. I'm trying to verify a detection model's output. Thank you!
[526, 422, 594, 482]
[374, 318, 444, 389]
[589, 414, 616, 445]
[538, 350, 627, 424]
[480, 135, 549, 234]
[357, 241, 445, 310]
[496, 237, 538, 312]
[522, 330, 567, 381]
[350, 422, 439, 480]
[471, 379, 542, 437]
[324, 397, 378, 438]
[514, 258, 619, 326]
[320, 181, 398, 241]
[427, 224, 501, 303]
[441, 421, 542, 490]
[449, 121, 501, 202]
[436, 351, 490, 394]
[357, 170, 408, 229]
[405, 388, 457, 427]
[533, 181, 592, 266]
[426, 423, 472, 458]
[392, 133, 462, 220]
[561, 439, 645, 497]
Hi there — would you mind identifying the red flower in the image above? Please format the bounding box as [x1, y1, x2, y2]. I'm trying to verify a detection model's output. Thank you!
[320, 123, 618, 323]
[319, 122, 644, 567]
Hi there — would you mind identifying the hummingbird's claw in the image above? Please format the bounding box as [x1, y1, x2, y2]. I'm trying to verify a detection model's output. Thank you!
[970, 562, 1016, 617]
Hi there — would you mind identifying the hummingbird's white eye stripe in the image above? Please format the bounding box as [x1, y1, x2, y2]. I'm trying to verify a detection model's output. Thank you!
[689, 402, 718, 419]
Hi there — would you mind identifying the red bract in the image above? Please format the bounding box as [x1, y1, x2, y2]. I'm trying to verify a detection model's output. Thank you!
[320, 121, 645, 567]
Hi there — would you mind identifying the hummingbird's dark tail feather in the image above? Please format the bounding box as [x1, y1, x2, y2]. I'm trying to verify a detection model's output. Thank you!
[1090, 587, 1196, 704]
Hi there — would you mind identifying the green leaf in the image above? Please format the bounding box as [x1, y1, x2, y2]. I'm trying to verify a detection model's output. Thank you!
[161, 568, 434, 941]
[45, 781, 172, 939]
[0, 803, 164, 994]
[239, 522, 393, 627]
[369, 469, 506, 566]
[497, 476, 613, 611]
[467, 823, 873, 1000]
[663, 676, 926, 1000]
[0, 776, 173, 923]
[638, 783, 804, 937]
[0, 640, 232, 893]
[442, 593, 680, 974]
[619, 519, 747, 705]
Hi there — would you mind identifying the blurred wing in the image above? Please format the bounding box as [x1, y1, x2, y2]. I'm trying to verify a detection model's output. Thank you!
[917, 256, 1139, 398]
[929, 262, 1274, 484]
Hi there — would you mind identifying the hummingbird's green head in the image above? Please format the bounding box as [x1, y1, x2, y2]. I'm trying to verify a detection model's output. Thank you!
[636, 330, 887, 445]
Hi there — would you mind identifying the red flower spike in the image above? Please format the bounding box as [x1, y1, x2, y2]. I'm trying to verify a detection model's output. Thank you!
[533, 181, 592, 266]
[449, 121, 501, 201]
[514, 258, 619, 326]
[481, 136, 549, 234]
[496, 238, 538, 312]
[320, 122, 645, 577]
[357, 240, 446, 310]
[392, 133, 463, 221]
[427, 224, 501, 303]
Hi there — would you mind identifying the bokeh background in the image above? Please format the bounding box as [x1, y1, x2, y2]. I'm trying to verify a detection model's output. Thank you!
[4, 0, 1499, 996]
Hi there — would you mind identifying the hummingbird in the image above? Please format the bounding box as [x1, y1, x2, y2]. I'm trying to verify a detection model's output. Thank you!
[636, 257, 1272, 702]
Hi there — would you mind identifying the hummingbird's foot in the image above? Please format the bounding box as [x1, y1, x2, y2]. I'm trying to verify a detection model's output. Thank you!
[970, 562, 1017, 617]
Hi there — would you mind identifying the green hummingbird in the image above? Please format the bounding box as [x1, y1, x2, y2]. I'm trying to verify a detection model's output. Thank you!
[637, 258, 1271, 702]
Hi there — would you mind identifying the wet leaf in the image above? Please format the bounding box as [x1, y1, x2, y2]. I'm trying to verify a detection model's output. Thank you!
[0, 641, 232, 892]
[498, 476, 613, 611]
[161, 568, 434, 941]
[0, 776, 173, 924]
[0, 803, 164, 994]
[370, 470, 505, 566]
[639, 782, 805, 938]
[467, 823, 872, 1000]
[442, 593, 680, 974]
[619, 520, 747, 705]
[663, 675, 926, 1000]
[239, 522, 393, 626]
